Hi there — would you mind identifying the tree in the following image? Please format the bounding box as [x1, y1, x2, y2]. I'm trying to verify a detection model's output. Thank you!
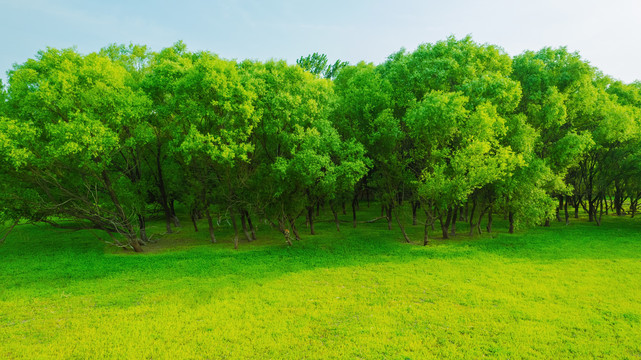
[173, 51, 257, 249]
[379, 36, 523, 242]
[2, 48, 152, 251]
[512, 47, 596, 224]
[243, 60, 366, 242]
[297, 53, 348, 79]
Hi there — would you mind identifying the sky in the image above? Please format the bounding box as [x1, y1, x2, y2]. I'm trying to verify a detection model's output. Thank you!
[1, 0, 640, 83]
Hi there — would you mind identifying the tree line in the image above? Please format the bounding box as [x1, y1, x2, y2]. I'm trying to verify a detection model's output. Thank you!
[1, 36, 640, 251]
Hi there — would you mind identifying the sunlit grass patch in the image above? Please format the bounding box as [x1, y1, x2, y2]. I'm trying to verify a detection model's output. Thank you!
[1, 210, 640, 359]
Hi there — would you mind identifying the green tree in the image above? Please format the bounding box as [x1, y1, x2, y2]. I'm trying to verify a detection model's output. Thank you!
[173, 52, 256, 249]
[378, 36, 523, 241]
[243, 60, 366, 242]
[2, 48, 152, 251]
[297, 52, 348, 79]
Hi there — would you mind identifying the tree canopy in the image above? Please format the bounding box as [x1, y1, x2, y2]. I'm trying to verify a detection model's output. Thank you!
[1, 37, 640, 251]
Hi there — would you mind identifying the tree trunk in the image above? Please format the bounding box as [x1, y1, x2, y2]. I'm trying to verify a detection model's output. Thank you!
[486, 205, 493, 233]
[423, 215, 430, 246]
[205, 208, 217, 243]
[574, 197, 580, 219]
[475, 208, 486, 235]
[450, 207, 457, 236]
[564, 195, 570, 225]
[352, 198, 358, 228]
[289, 215, 301, 241]
[101, 170, 143, 252]
[307, 206, 315, 235]
[556, 196, 563, 222]
[190, 210, 199, 232]
[393, 207, 411, 243]
[596, 195, 603, 226]
[544, 218, 550, 227]
[412, 201, 419, 226]
[0, 220, 19, 244]
[386, 203, 393, 230]
[468, 200, 477, 236]
[464, 203, 469, 222]
[614, 182, 624, 216]
[138, 214, 148, 243]
[508, 211, 515, 233]
[128, 235, 144, 253]
[442, 209, 453, 239]
[342, 201, 346, 215]
[240, 210, 252, 242]
[156, 145, 172, 234]
[245, 210, 257, 241]
[331, 205, 340, 232]
[366, 188, 370, 208]
[169, 200, 180, 227]
[438, 214, 447, 240]
[164, 212, 173, 234]
[229, 208, 239, 250]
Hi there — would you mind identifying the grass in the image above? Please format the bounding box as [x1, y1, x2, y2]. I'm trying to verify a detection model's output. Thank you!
[1, 205, 640, 359]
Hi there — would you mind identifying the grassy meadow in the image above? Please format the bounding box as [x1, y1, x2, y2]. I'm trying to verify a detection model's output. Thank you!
[1, 205, 640, 359]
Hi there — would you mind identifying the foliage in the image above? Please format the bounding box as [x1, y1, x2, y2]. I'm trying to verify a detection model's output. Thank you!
[1, 37, 641, 250]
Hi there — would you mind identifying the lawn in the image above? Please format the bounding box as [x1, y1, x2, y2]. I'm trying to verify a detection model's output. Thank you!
[1, 206, 640, 359]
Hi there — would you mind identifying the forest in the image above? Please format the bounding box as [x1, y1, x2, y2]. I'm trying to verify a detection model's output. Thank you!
[1, 36, 641, 252]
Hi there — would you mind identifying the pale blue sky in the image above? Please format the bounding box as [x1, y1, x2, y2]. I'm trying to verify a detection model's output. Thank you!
[1, 0, 640, 83]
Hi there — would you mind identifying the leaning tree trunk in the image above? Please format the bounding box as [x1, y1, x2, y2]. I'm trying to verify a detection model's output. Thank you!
[0, 220, 19, 245]
[393, 207, 411, 243]
[245, 210, 257, 241]
[278, 217, 293, 246]
[190, 209, 199, 232]
[288, 215, 302, 241]
[101, 170, 143, 252]
[240, 210, 252, 242]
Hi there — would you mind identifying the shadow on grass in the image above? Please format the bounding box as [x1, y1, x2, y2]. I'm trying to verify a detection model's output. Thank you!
[1, 213, 640, 300]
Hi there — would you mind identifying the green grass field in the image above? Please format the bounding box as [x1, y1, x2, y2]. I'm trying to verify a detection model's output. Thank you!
[1, 206, 640, 359]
